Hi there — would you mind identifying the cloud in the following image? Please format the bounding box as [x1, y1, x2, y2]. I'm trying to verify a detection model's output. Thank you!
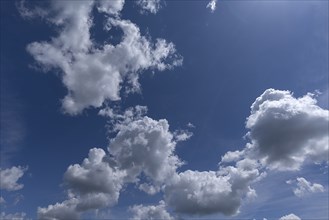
[206, 0, 217, 13]
[0, 212, 26, 220]
[286, 177, 324, 197]
[64, 148, 126, 211]
[37, 198, 79, 220]
[108, 114, 183, 190]
[246, 89, 329, 170]
[38, 108, 189, 216]
[0, 197, 5, 204]
[279, 213, 301, 220]
[130, 201, 174, 220]
[0, 166, 27, 191]
[164, 158, 261, 215]
[136, 0, 162, 14]
[26, 0, 182, 115]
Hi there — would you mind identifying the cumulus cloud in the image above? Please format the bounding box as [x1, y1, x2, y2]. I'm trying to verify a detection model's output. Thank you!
[0, 166, 26, 191]
[0, 212, 26, 220]
[130, 200, 174, 220]
[26, 0, 182, 115]
[286, 177, 324, 197]
[136, 0, 162, 14]
[164, 158, 262, 215]
[38, 108, 189, 216]
[108, 115, 183, 190]
[279, 213, 301, 220]
[37, 198, 79, 220]
[245, 89, 329, 170]
[38, 148, 126, 218]
[206, 0, 217, 13]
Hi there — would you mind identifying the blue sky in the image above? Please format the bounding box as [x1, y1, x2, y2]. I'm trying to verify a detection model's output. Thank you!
[0, 0, 328, 219]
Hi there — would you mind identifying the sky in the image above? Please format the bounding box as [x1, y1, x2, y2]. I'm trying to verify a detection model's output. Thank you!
[0, 0, 328, 219]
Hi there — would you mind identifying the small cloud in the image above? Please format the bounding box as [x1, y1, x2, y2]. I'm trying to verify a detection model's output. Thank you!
[206, 0, 217, 13]
[130, 200, 174, 220]
[287, 177, 324, 197]
[136, 0, 162, 14]
[0, 166, 27, 191]
[279, 213, 301, 220]
[0, 196, 5, 204]
[187, 122, 195, 128]
[0, 212, 26, 220]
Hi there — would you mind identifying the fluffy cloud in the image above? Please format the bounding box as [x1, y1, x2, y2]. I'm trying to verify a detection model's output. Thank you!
[37, 198, 79, 220]
[27, 0, 182, 115]
[108, 113, 184, 190]
[164, 158, 261, 215]
[246, 89, 329, 170]
[38, 108, 189, 216]
[0, 197, 5, 204]
[38, 148, 126, 218]
[206, 0, 217, 13]
[64, 148, 126, 211]
[0, 212, 26, 220]
[136, 0, 162, 14]
[130, 201, 174, 220]
[0, 166, 26, 191]
[279, 213, 301, 220]
[286, 177, 324, 197]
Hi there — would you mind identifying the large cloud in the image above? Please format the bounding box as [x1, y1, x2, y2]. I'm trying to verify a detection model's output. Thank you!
[164, 158, 261, 215]
[38, 107, 190, 217]
[246, 89, 329, 170]
[130, 201, 174, 220]
[26, 0, 182, 115]
[0, 166, 26, 191]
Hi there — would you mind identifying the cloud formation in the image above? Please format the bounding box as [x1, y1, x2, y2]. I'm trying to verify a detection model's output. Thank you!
[0, 212, 26, 220]
[279, 213, 301, 220]
[130, 201, 174, 220]
[38, 107, 190, 217]
[136, 0, 162, 14]
[26, 0, 182, 115]
[0, 166, 26, 191]
[246, 89, 329, 170]
[164, 158, 261, 215]
[286, 177, 324, 197]
[206, 0, 217, 13]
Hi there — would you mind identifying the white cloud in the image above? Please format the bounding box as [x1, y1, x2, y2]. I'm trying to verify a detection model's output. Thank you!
[206, 0, 217, 13]
[246, 89, 329, 170]
[279, 213, 301, 220]
[38, 109, 190, 216]
[221, 150, 245, 164]
[136, 0, 162, 14]
[130, 200, 174, 220]
[0, 197, 5, 204]
[287, 177, 324, 197]
[37, 198, 79, 220]
[164, 158, 262, 215]
[0, 212, 26, 220]
[0, 166, 26, 191]
[26, 0, 182, 115]
[64, 148, 126, 211]
[108, 115, 183, 188]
